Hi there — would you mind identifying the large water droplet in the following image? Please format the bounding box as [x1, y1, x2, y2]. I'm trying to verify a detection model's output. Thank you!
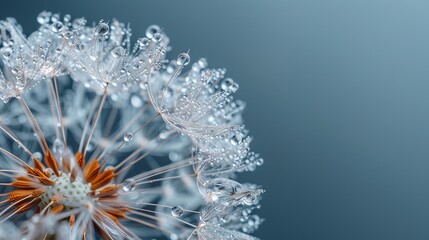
[171, 206, 184, 217]
[122, 178, 136, 192]
[123, 132, 134, 142]
[176, 52, 190, 66]
[95, 22, 109, 36]
[206, 178, 242, 197]
[111, 46, 126, 58]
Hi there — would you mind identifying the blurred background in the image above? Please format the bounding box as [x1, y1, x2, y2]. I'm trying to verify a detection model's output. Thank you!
[3, 0, 429, 239]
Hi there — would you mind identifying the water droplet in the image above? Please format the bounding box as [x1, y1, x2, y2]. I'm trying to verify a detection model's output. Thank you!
[207, 178, 242, 197]
[62, 31, 73, 40]
[53, 138, 65, 154]
[51, 22, 64, 32]
[37, 11, 51, 25]
[170, 233, 179, 240]
[230, 82, 239, 92]
[111, 46, 126, 58]
[146, 25, 160, 39]
[230, 133, 243, 145]
[94, 22, 109, 36]
[198, 58, 208, 69]
[51, 14, 60, 23]
[45, 168, 54, 175]
[152, 33, 163, 42]
[72, 18, 87, 29]
[33, 152, 42, 160]
[74, 42, 85, 51]
[221, 78, 234, 91]
[130, 95, 142, 108]
[243, 193, 256, 205]
[63, 14, 71, 22]
[123, 132, 134, 142]
[171, 206, 184, 217]
[176, 52, 190, 66]
[122, 178, 136, 192]
[31, 214, 41, 223]
[138, 37, 150, 48]
[1, 48, 12, 59]
[11, 67, 21, 75]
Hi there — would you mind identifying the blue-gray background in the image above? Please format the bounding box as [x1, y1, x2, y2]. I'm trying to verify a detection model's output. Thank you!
[2, 0, 429, 239]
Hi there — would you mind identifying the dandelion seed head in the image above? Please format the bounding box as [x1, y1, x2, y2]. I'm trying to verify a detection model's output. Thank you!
[0, 11, 264, 240]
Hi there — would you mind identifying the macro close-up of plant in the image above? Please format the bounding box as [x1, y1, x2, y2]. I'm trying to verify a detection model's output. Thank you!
[0, 11, 264, 239]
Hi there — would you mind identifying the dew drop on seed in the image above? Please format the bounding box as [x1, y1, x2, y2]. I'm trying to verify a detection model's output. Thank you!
[255, 158, 264, 166]
[31, 214, 41, 223]
[130, 95, 142, 108]
[243, 193, 256, 205]
[123, 132, 134, 142]
[95, 22, 109, 36]
[152, 33, 163, 42]
[122, 178, 136, 192]
[221, 78, 234, 91]
[145, 25, 160, 39]
[111, 46, 126, 58]
[74, 42, 85, 51]
[63, 31, 73, 40]
[230, 133, 243, 145]
[11, 67, 20, 75]
[138, 37, 150, 48]
[33, 152, 42, 161]
[171, 206, 184, 217]
[51, 14, 60, 23]
[198, 58, 208, 69]
[63, 14, 71, 22]
[159, 130, 170, 140]
[37, 12, 50, 25]
[45, 168, 54, 175]
[1, 48, 11, 59]
[51, 22, 64, 32]
[176, 52, 190, 66]
[53, 138, 65, 154]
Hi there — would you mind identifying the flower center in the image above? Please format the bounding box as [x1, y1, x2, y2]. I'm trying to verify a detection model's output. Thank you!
[40, 172, 91, 208]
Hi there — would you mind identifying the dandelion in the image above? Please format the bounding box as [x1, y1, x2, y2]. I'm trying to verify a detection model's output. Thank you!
[0, 11, 264, 239]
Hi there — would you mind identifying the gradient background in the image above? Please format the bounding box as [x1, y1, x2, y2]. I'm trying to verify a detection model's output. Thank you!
[2, 0, 429, 239]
